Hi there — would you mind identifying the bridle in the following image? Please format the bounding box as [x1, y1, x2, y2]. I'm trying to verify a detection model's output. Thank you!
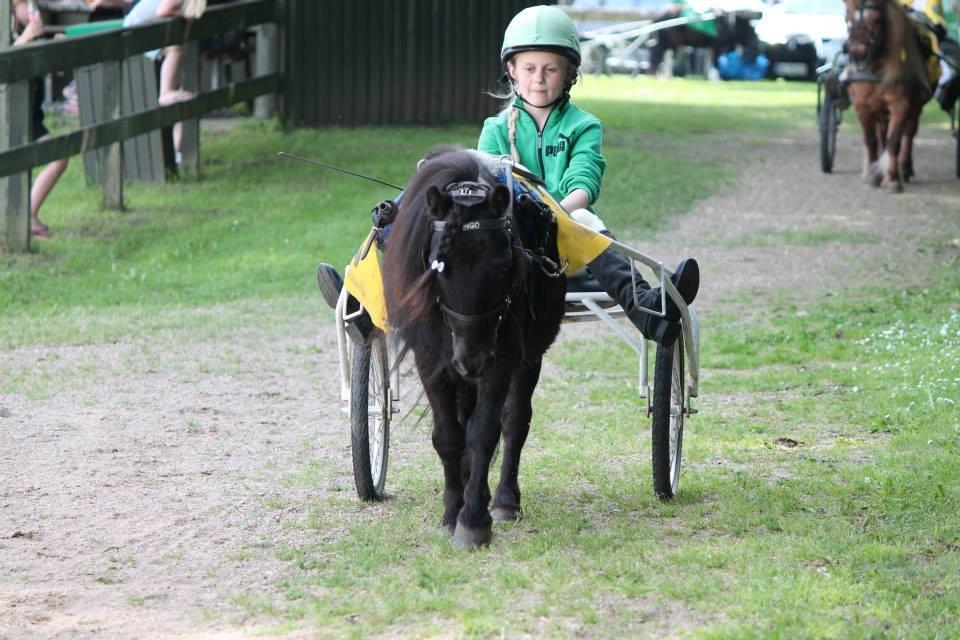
[426, 180, 516, 330]
[847, 0, 887, 64]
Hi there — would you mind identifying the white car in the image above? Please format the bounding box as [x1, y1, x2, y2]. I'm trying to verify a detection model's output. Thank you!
[754, 0, 847, 78]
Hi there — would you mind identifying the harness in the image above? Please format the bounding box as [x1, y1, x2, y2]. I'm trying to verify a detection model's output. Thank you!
[848, 0, 888, 70]
[424, 175, 561, 360]
[426, 181, 516, 330]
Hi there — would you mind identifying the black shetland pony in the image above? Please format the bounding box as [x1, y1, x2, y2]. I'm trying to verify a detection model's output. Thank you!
[382, 149, 565, 549]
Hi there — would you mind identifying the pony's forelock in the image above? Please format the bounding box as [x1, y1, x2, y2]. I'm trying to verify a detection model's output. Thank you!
[382, 149, 495, 331]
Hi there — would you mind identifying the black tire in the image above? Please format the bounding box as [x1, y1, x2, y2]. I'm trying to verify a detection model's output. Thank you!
[651, 336, 685, 500]
[819, 90, 839, 174]
[955, 102, 959, 180]
[350, 332, 390, 501]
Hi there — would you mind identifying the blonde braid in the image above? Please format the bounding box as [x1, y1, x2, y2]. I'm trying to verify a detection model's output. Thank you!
[507, 106, 521, 163]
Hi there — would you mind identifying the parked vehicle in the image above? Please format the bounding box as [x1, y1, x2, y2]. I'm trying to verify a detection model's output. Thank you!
[754, 0, 847, 79]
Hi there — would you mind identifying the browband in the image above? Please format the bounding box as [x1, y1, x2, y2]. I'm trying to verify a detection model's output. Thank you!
[445, 181, 492, 207]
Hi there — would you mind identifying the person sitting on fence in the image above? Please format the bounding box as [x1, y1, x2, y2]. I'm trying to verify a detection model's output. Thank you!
[316, 5, 700, 350]
[123, 0, 207, 162]
[12, 0, 69, 239]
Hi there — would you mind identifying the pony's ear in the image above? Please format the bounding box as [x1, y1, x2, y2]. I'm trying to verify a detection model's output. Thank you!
[490, 184, 511, 215]
[426, 186, 451, 219]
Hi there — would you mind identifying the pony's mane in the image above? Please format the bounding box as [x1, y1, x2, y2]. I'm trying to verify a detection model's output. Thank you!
[882, 0, 927, 86]
[383, 148, 495, 331]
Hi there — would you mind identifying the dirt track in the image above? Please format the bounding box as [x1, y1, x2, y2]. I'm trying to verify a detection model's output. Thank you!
[2, 123, 958, 639]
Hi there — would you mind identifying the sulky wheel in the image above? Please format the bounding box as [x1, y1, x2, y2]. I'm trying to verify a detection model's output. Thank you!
[651, 335, 685, 500]
[955, 102, 959, 179]
[350, 331, 391, 501]
[819, 90, 840, 174]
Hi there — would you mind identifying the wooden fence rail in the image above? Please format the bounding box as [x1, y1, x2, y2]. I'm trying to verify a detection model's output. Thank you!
[0, 0, 282, 252]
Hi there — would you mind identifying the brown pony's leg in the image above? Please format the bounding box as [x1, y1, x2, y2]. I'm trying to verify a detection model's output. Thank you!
[491, 359, 543, 523]
[900, 100, 923, 183]
[882, 96, 908, 193]
[850, 83, 883, 186]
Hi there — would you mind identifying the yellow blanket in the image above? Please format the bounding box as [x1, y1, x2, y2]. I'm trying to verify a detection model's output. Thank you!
[344, 174, 613, 332]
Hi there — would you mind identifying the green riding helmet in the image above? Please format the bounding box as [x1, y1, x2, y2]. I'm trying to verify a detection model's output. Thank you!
[500, 5, 581, 67]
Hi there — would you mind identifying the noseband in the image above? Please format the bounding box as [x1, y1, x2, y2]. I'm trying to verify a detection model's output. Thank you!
[427, 180, 515, 329]
[848, 0, 887, 63]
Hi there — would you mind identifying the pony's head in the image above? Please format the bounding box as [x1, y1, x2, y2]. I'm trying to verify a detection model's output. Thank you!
[844, 0, 928, 85]
[846, 0, 887, 64]
[426, 180, 516, 379]
[383, 150, 521, 380]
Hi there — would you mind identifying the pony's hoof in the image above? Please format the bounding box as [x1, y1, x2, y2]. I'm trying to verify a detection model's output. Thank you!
[452, 522, 492, 550]
[884, 182, 903, 194]
[490, 505, 523, 523]
[440, 521, 456, 536]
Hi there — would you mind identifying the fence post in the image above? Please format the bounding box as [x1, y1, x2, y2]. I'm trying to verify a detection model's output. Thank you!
[0, 81, 30, 252]
[0, 0, 30, 252]
[179, 40, 200, 179]
[254, 21, 278, 119]
[101, 60, 124, 209]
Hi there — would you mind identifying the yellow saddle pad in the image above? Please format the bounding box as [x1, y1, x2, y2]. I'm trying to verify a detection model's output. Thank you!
[911, 18, 943, 87]
[343, 173, 613, 332]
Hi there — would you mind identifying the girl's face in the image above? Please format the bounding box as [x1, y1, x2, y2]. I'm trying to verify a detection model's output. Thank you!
[507, 51, 573, 109]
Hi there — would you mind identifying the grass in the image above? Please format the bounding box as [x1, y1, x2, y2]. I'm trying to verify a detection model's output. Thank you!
[0, 75, 820, 338]
[3, 76, 959, 638]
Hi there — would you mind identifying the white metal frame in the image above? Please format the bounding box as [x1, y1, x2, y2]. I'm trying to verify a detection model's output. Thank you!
[333, 240, 700, 421]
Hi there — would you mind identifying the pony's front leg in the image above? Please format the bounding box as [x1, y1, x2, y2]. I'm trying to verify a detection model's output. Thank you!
[491, 359, 543, 523]
[855, 108, 883, 186]
[422, 372, 465, 534]
[453, 376, 510, 549]
[849, 84, 883, 186]
[882, 112, 906, 193]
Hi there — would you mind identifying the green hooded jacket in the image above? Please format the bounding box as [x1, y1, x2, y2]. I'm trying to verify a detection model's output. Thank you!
[477, 97, 606, 207]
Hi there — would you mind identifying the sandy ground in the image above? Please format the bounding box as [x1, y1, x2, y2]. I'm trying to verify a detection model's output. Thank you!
[1, 122, 958, 639]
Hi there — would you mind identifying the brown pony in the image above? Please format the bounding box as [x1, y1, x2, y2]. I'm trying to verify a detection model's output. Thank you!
[844, 0, 933, 192]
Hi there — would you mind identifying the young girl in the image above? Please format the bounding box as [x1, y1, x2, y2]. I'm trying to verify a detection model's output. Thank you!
[317, 4, 699, 348]
[476, 4, 699, 347]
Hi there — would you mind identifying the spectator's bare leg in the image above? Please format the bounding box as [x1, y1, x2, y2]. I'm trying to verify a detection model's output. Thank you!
[30, 158, 69, 234]
[157, 44, 192, 158]
[160, 44, 183, 104]
[173, 122, 183, 157]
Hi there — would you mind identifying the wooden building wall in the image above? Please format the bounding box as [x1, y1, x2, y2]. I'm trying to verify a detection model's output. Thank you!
[283, 0, 541, 127]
